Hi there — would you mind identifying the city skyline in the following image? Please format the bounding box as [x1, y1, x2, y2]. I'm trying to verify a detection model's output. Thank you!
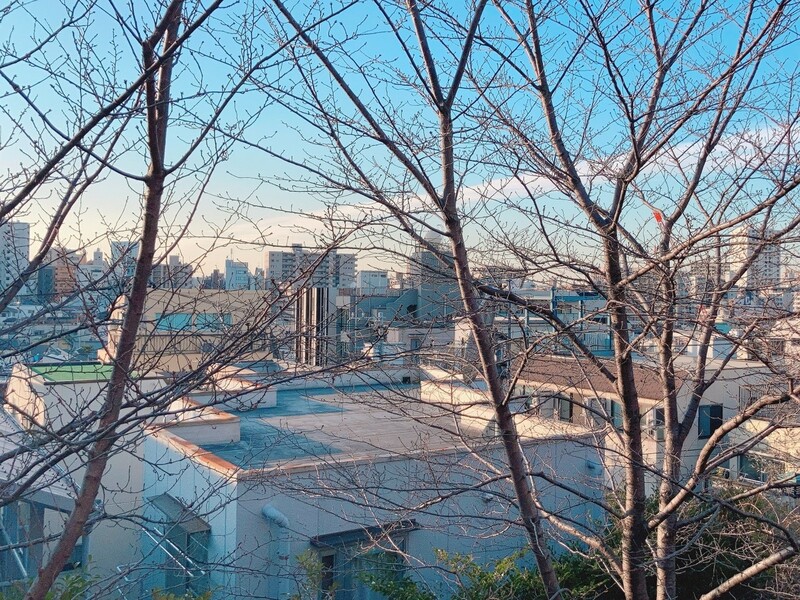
[2, 1, 800, 599]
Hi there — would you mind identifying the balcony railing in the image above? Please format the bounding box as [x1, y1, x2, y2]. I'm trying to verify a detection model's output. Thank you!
[738, 385, 800, 423]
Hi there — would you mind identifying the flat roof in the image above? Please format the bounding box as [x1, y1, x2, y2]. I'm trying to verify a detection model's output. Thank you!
[195, 383, 468, 471]
[198, 385, 365, 470]
[30, 362, 116, 383]
[186, 383, 591, 473]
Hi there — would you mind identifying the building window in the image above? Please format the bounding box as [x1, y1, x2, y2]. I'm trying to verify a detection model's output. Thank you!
[698, 404, 723, 439]
[738, 454, 787, 483]
[154, 312, 192, 331]
[0, 502, 32, 583]
[557, 394, 573, 423]
[526, 394, 553, 418]
[148, 494, 210, 597]
[409, 337, 421, 365]
[648, 407, 665, 441]
[1, 501, 81, 585]
[195, 312, 230, 330]
[311, 522, 414, 600]
[609, 400, 623, 430]
[318, 546, 403, 600]
[584, 398, 605, 428]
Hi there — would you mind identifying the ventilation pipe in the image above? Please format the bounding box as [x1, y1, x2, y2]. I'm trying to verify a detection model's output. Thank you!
[262, 505, 291, 599]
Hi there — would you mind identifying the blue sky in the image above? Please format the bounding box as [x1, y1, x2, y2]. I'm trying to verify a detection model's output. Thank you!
[1, 0, 798, 276]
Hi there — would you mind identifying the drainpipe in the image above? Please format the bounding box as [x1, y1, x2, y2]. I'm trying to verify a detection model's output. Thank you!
[262, 505, 290, 600]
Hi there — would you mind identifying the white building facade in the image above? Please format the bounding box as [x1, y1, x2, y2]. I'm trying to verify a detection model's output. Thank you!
[266, 244, 355, 289]
[225, 259, 251, 290]
[0, 220, 30, 291]
[138, 383, 603, 600]
[728, 224, 781, 290]
[357, 270, 388, 292]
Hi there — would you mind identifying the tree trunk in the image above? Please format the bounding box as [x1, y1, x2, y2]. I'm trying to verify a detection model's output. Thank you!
[604, 233, 650, 600]
[439, 112, 563, 600]
[23, 3, 182, 597]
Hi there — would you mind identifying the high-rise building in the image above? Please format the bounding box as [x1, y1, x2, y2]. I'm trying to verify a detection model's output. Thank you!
[728, 225, 781, 290]
[0, 221, 30, 291]
[225, 259, 251, 290]
[109, 239, 140, 285]
[200, 269, 224, 290]
[266, 244, 355, 288]
[53, 248, 83, 300]
[357, 270, 388, 292]
[37, 263, 56, 301]
[389, 271, 413, 290]
[408, 233, 460, 320]
[77, 248, 108, 288]
[252, 267, 267, 290]
[295, 286, 337, 366]
[150, 255, 195, 289]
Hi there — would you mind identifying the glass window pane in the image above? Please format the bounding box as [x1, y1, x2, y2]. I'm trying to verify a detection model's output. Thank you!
[558, 395, 573, 422]
[610, 401, 623, 429]
[698, 405, 722, 439]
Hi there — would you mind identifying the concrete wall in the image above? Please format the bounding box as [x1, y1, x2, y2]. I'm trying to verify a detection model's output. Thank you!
[269, 367, 420, 390]
[138, 432, 239, 599]
[3, 367, 166, 585]
[175, 438, 603, 599]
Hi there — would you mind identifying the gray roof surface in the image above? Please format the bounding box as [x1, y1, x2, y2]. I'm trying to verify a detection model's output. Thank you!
[197, 384, 462, 470]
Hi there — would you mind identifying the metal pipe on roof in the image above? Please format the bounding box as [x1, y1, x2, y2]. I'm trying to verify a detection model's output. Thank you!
[262, 504, 289, 528]
[262, 505, 290, 599]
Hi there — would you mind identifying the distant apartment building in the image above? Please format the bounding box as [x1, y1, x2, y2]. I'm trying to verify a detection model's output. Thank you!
[252, 267, 266, 290]
[389, 270, 414, 290]
[728, 224, 781, 290]
[225, 259, 251, 290]
[35, 248, 107, 301]
[150, 255, 195, 289]
[53, 248, 83, 300]
[77, 248, 108, 289]
[109, 239, 140, 283]
[283, 240, 464, 367]
[200, 268, 224, 290]
[266, 244, 355, 288]
[357, 269, 388, 292]
[0, 220, 30, 292]
[36, 262, 55, 301]
[687, 249, 722, 296]
[408, 234, 460, 320]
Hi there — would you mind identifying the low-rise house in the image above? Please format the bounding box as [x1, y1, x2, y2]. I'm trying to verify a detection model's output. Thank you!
[3, 362, 162, 582]
[0, 409, 80, 589]
[132, 382, 603, 599]
[510, 354, 776, 492]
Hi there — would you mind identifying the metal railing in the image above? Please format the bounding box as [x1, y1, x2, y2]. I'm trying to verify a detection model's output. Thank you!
[0, 521, 28, 581]
[115, 527, 209, 599]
